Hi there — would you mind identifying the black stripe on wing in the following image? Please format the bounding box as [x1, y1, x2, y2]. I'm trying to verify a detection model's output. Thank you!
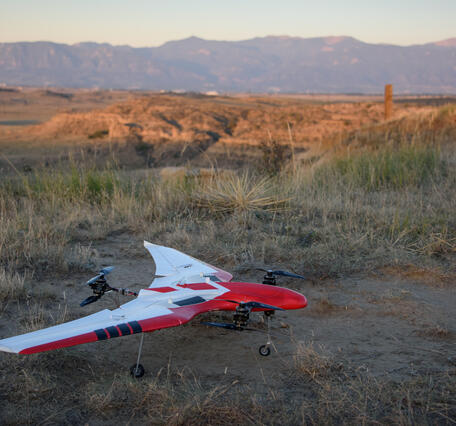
[94, 321, 143, 341]
[94, 329, 108, 340]
[174, 296, 206, 306]
[118, 323, 131, 336]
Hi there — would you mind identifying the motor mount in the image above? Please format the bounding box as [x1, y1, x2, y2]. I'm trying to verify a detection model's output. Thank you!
[258, 268, 306, 285]
[233, 304, 250, 328]
[80, 266, 137, 307]
[204, 300, 284, 331]
[262, 271, 277, 286]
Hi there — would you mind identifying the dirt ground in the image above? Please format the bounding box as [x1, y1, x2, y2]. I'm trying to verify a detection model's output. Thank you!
[1, 234, 454, 424]
[67, 235, 456, 382]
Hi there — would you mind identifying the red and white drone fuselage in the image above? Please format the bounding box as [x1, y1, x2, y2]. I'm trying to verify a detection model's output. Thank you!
[0, 242, 307, 366]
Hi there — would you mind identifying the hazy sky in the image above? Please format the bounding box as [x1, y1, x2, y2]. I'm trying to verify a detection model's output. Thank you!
[1, 0, 455, 47]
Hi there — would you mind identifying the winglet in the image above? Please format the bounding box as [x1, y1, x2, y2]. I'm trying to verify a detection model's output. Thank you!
[143, 241, 233, 284]
[144, 241, 177, 276]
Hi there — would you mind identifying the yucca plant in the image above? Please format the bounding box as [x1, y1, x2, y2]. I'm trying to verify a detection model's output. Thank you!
[192, 173, 289, 214]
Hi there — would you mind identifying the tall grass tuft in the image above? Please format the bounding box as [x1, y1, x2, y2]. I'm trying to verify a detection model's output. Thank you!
[193, 173, 290, 214]
[331, 145, 443, 190]
[0, 268, 26, 305]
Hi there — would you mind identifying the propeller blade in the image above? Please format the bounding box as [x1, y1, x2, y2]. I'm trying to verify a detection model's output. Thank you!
[100, 266, 114, 275]
[215, 299, 284, 311]
[85, 266, 115, 286]
[271, 270, 306, 280]
[257, 268, 306, 280]
[86, 274, 102, 286]
[244, 301, 284, 311]
[203, 322, 271, 333]
[80, 295, 101, 307]
[215, 299, 241, 304]
[203, 322, 240, 330]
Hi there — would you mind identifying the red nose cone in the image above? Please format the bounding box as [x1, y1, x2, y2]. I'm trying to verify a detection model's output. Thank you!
[285, 289, 307, 310]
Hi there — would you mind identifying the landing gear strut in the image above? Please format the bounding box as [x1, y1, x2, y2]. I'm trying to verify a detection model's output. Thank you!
[130, 333, 145, 378]
[258, 315, 272, 357]
[204, 301, 282, 356]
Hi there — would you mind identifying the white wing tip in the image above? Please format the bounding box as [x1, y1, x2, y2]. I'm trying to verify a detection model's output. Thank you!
[144, 241, 161, 249]
[0, 344, 18, 354]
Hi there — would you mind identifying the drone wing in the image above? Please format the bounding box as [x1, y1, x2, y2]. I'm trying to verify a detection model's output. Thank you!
[0, 242, 234, 355]
[144, 241, 233, 286]
[0, 291, 225, 355]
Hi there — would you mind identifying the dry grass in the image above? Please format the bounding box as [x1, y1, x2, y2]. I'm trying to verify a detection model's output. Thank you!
[18, 301, 70, 333]
[2, 343, 454, 425]
[299, 371, 456, 425]
[380, 264, 456, 288]
[293, 342, 341, 380]
[418, 324, 453, 340]
[308, 296, 343, 316]
[1, 118, 455, 278]
[1, 311, 455, 426]
[289, 341, 456, 425]
[86, 370, 263, 425]
[0, 267, 26, 305]
[193, 173, 290, 214]
[1, 103, 456, 424]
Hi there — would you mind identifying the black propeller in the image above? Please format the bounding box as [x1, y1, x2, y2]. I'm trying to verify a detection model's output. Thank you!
[202, 321, 269, 332]
[218, 299, 284, 311]
[203, 322, 240, 330]
[203, 299, 284, 331]
[80, 295, 101, 307]
[85, 266, 114, 286]
[80, 266, 138, 307]
[257, 268, 306, 280]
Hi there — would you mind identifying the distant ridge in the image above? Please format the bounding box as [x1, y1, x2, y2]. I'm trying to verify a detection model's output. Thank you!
[432, 38, 456, 47]
[0, 36, 455, 93]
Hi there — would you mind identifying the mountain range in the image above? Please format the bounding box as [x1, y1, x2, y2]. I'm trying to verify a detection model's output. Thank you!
[0, 36, 455, 93]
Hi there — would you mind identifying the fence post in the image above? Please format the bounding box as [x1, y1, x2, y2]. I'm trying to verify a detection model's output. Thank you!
[384, 84, 393, 120]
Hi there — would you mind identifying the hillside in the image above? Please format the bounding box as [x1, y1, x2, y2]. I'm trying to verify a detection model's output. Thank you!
[1, 36, 455, 93]
[3, 92, 441, 170]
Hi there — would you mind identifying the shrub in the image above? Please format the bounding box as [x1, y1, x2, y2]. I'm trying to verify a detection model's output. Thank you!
[88, 129, 109, 139]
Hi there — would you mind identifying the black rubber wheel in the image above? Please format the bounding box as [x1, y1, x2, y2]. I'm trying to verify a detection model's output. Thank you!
[130, 363, 145, 378]
[258, 345, 271, 357]
[264, 310, 274, 317]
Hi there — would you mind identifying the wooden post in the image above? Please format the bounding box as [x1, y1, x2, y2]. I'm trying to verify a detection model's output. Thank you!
[384, 84, 393, 120]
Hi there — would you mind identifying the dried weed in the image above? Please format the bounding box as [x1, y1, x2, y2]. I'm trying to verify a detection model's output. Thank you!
[0, 267, 26, 305]
[193, 173, 290, 214]
[293, 341, 342, 381]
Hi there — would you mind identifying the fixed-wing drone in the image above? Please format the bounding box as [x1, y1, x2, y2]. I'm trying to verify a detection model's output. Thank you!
[0, 242, 307, 377]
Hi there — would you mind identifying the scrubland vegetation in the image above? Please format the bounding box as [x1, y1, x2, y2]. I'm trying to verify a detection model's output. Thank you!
[1, 103, 455, 424]
[1, 107, 455, 280]
[1, 337, 455, 424]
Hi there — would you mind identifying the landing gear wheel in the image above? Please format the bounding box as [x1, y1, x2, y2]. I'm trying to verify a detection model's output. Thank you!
[130, 363, 145, 378]
[259, 345, 271, 357]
